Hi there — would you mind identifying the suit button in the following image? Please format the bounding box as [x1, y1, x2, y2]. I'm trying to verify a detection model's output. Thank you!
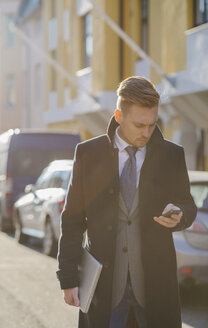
[109, 188, 114, 194]
[122, 247, 128, 253]
[107, 225, 113, 231]
[127, 220, 132, 225]
[104, 263, 109, 269]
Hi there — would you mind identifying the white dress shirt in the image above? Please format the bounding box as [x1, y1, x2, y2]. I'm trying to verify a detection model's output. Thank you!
[114, 126, 146, 187]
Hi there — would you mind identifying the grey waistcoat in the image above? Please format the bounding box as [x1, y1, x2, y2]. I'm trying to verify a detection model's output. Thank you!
[111, 189, 145, 309]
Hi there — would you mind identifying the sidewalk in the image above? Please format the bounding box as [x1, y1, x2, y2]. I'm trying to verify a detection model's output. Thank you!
[0, 233, 78, 328]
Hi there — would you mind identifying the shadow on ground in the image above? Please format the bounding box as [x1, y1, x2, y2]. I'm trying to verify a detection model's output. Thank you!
[6, 231, 57, 258]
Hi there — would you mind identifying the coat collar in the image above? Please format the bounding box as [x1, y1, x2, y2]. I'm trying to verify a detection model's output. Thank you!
[106, 115, 164, 149]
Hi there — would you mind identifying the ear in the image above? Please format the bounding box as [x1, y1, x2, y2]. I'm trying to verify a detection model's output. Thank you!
[114, 109, 121, 123]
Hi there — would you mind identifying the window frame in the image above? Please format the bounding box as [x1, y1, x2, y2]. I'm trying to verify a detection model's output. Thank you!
[5, 14, 15, 48]
[194, 0, 208, 27]
[6, 74, 16, 109]
[82, 12, 93, 68]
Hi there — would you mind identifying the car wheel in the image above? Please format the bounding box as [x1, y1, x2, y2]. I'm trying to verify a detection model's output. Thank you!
[180, 277, 196, 296]
[42, 219, 57, 257]
[14, 213, 28, 245]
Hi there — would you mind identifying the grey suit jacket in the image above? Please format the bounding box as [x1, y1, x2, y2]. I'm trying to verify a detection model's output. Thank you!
[111, 189, 145, 309]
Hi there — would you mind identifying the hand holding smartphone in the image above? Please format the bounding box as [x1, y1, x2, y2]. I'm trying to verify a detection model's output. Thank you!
[162, 209, 181, 218]
[154, 205, 182, 228]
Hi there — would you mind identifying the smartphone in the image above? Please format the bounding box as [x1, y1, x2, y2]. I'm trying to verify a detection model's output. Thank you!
[163, 209, 181, 218]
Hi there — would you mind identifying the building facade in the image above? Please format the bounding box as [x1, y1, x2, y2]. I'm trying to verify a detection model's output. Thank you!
[0, 0, 22, 132]
[15, 0, 45, 129]
[42, 0, 208, 170]
[1, 0, 207, 169]
[0, 0, 45, 131]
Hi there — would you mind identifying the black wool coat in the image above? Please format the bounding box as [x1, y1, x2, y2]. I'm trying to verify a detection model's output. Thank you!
[57, 115, 197, 328]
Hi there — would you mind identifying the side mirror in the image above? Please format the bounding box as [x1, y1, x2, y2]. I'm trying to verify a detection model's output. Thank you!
[24, 184, 34, 194]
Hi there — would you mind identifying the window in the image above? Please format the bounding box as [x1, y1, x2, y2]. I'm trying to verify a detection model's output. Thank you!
[23, 70, 29, 108]
[49, 0, 57, 50]
[35, 13, 42, 36]
[83, 12, 93, 67]
[35, 168, 54, 190]
[6, 74, 16, 108]
[48, 18, 57, 51]
[141, 0, 148, 53]
[194, 0, 208, 26]
[51, 52, 57, 91]
[63, 9, 70, 42]
[49, 170, 71, 189]
[35, 64, 42, 105]
[5, 14, 15, 48]
[77, 0, 93, 16]
[35, 169, 71, 190]
[11, 148, 74, 177]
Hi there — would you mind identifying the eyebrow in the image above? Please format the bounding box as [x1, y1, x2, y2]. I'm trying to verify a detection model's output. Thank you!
[134, 120, 158, 127]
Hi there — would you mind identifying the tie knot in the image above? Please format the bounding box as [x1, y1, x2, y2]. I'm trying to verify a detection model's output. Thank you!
[125, 146, 138, 157]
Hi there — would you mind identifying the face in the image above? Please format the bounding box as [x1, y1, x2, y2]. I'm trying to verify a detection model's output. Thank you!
[115, 103, 158, 148]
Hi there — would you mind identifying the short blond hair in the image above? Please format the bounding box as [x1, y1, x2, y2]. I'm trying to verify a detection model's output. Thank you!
[117, 76, 160, 115]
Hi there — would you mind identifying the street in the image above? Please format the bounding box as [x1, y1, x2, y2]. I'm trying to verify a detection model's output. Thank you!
[0, 232, 207, 328]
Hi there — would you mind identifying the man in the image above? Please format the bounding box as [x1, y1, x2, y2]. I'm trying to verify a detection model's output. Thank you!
[56, 76, 197, 328]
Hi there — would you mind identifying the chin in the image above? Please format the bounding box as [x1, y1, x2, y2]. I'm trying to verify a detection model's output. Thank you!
[136, 141, 147, 148]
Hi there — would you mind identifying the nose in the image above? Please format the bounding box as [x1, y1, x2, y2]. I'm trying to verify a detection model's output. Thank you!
[143, 127, 150, 138]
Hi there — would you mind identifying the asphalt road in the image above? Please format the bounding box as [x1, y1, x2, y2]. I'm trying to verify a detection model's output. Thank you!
[181, 285, 208, 328]
[0, 232, 207, 328]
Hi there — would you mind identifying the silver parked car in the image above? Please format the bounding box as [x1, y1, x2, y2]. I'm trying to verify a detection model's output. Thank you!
[13, 160, 73, 256]
[173, 170, 208, 288]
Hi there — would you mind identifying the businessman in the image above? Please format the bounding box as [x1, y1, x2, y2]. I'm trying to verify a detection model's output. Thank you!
[57, 76, 197, 328]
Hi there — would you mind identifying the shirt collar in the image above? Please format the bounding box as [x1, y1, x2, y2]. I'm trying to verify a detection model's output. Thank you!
[114, 126, 146, 153]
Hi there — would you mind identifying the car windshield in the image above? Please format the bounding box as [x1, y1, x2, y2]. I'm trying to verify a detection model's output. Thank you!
[190, 183, 208, 211]
[35, 168, 71, 190]
[11, 149, 73, 177]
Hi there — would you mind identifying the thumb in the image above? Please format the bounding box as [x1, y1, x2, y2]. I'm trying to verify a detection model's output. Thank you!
[162, 203, 173, 215]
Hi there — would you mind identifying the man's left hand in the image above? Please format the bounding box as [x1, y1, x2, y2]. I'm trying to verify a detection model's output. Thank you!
[153, 203, 183, 228]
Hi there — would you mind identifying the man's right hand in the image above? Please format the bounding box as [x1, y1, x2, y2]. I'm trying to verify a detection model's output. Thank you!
[63, 287, 80, 307]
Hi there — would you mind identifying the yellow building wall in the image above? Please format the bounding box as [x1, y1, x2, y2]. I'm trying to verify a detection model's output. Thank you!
[53, 0, 81, 105]
[56, 0, 64, 109]
[43, 0, 52, 111]
[44, 0, 195, 107]
[187, 0, 194, 29]
[67, 0, 82, 99]
[43, 0, 82, 112]
[123, 0, 141, 79]
[63, 0, 71, 100]
[92, 0, 105, 93]
[163, 116, 181, 141]
[92, 0, 120, 93]
[149, 0, 194, 84]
